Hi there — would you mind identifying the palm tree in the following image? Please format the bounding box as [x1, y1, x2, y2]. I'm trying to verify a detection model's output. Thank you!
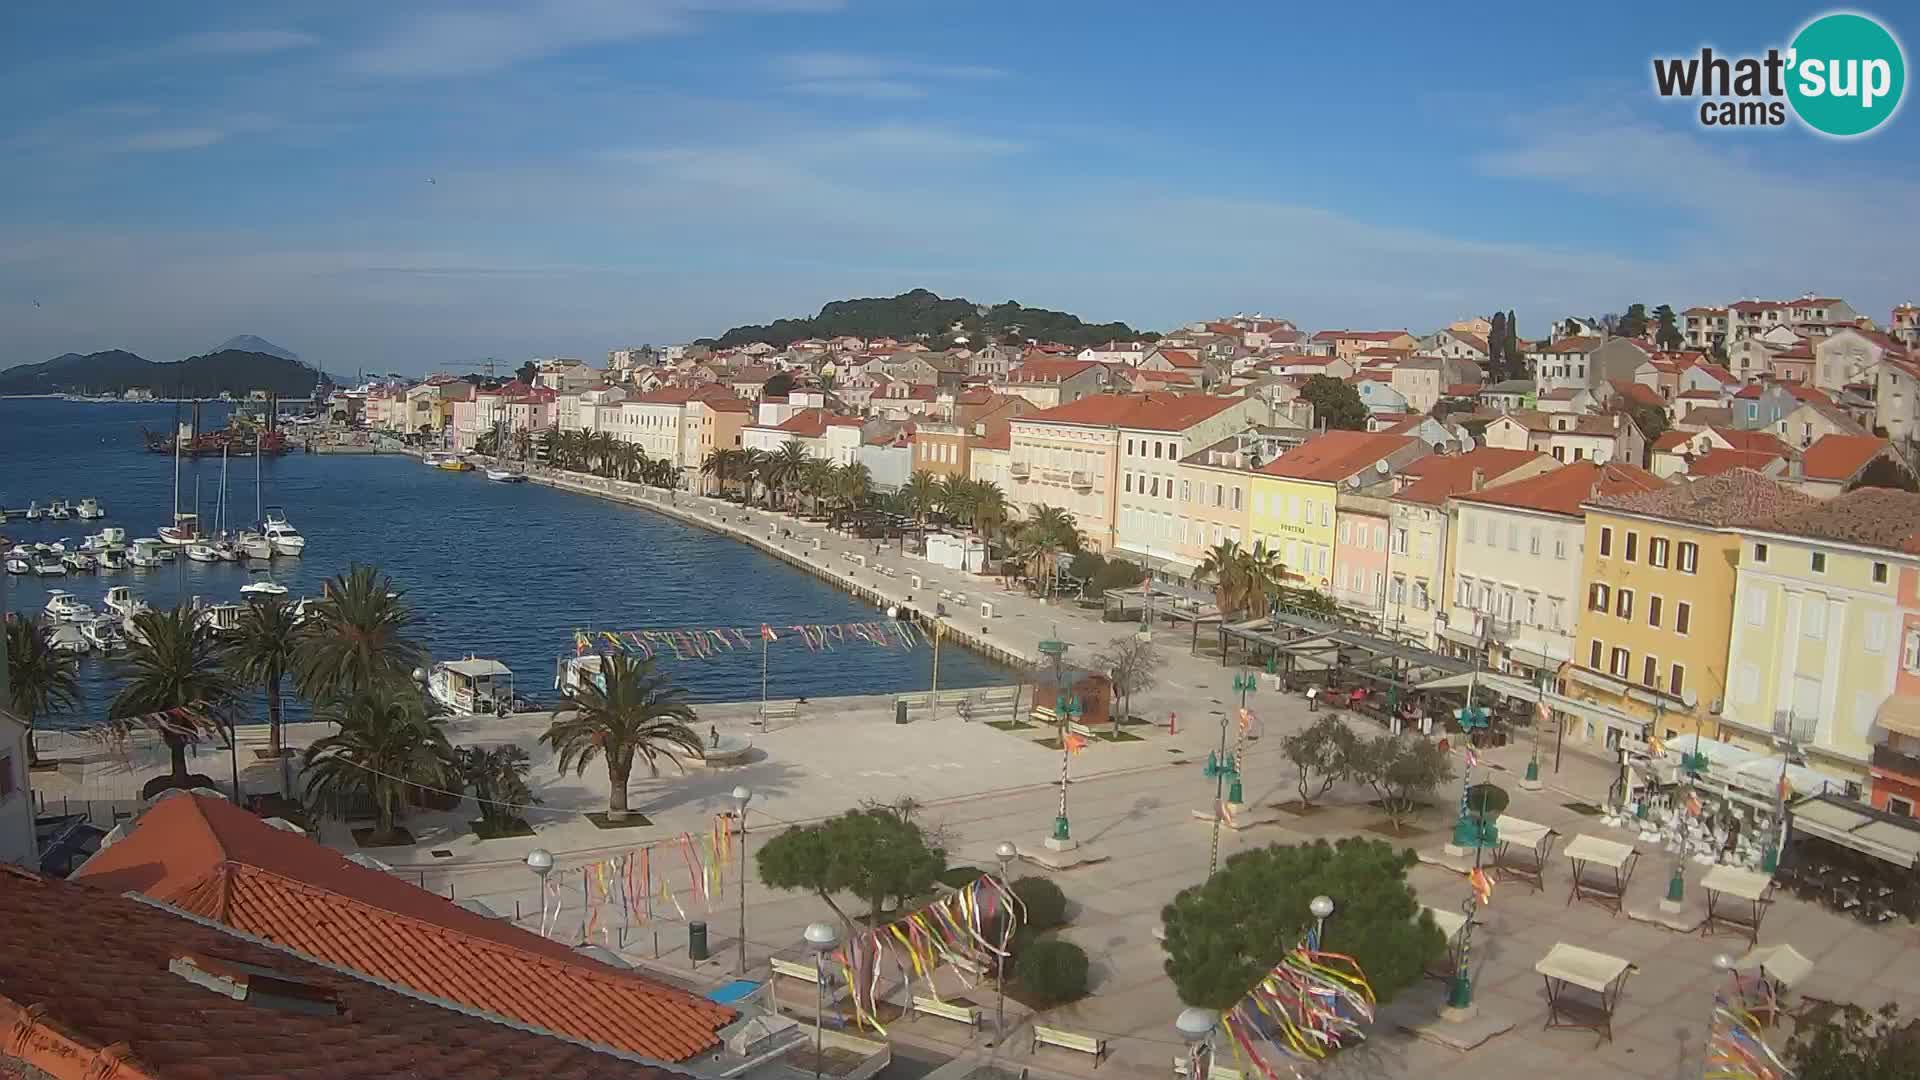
[588, 431, 618, 476]
[834, 462, 873, 522]
[700, 448, 732, 496]
[512, 429, 533, 462]
[743, 449, 772, 504]
[457, 744, 539, 834]
[540, 652, 701, 822]
[5, 615, 80, 768]
[903, 470, 941, 525]
[1242, 540, 1288, 614]
[938, 475, 975, 529]
[301, 688, 457, 844]
[799, 458, 836, 516]
[536, 428, 559, 467]
[111, 605, 235, 795]
[767, 441, 810, 511]
[1191, 540, 1251, 617]
[224, 596, 302, 791]
[972, 481, 1010, 542]
[1016, 504, 1082, 598]
[293, 564, 425, 703]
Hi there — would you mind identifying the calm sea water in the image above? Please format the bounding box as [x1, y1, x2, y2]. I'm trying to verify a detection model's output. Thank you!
[0, 399, 1012, 728]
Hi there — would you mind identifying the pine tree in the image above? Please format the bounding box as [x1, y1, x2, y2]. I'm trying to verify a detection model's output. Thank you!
[1619, 303, 1650, 339]
[1486, 312, 1508, 383]
[1652, 304, 1684, 350]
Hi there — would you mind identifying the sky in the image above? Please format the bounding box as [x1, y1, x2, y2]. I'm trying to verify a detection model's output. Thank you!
[1, 1, 1915, 375]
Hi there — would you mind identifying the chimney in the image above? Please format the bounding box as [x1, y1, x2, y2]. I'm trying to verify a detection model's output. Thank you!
[1470, 468, 1486, 491]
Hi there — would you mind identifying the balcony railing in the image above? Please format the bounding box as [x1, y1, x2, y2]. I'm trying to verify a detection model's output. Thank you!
[1070, 471, 1092, 489]
[1041, 469, 1071, 484]
[1871, 743, 1920, 782]
[1009, 462, 1030, 477]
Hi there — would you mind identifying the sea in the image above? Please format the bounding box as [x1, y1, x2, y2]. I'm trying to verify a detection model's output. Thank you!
[0, 399, 1015, 728]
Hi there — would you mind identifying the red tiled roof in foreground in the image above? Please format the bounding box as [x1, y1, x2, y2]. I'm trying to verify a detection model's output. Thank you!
[1394, 448, 1552, 506]
[1260, 431, 1415, 483]
[1454, 460, 1663, 517]
[0, 864, 685, 1080]
[73, 795, 733, 1062]
[1022, 392, 1246, 432]
[1800, 433, 1891, 482]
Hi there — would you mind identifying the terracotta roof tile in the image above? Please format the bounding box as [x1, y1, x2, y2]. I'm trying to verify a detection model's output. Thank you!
[1800, 434, 1892, 481]
[1259, 431, 1416, 482]
[1454, 460, 1663, 516]
[0, 865, 686, 1080]
[1768, 487, 1920, 552]
[1394, 448, 1551, 506]
[73, 796, 733, 1062]
[1003, 359, 1101, 383]
[1689, 449, 1787, 477]
[1022, 392, 1245, 432]
[1587, 468, 1814, 526]
[1540, 336, 1603, 354]
[1651, 431, 1692, 452]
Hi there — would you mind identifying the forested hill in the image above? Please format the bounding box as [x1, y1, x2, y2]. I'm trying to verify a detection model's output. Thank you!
[0, 348, 330, 398]
[704, 288, 1157, 349]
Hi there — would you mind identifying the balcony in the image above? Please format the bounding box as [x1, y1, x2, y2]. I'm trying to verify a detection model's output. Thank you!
[1872, 743, 1920, 783]
[1040, 468, 1071, 485]
[1070, 471, 1092, 490]
[1009, 462, 1030, 478]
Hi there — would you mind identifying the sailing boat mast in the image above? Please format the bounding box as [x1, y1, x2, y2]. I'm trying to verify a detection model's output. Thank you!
[218, 443, 229, 539]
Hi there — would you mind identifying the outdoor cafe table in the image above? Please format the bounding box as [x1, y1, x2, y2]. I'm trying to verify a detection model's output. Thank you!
[1701, 864, 1777, 945]
[1564, 835, 1640, 915]
[1730, 943, 1814, 1028]
[1421, 903, 1470, 980]
[1492, 814, 1557, 892]
[1535, 943, 1635, 1043]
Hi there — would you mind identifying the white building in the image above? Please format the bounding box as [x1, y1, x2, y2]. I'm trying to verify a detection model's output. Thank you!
[0, 629, 37, 870]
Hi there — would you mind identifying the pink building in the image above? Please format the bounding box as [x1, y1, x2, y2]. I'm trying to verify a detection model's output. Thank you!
[1332, 492, 1392, 621]
[1869, 563, 1920, 816]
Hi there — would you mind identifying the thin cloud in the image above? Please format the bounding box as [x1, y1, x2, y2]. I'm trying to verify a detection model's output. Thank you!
[789, 79, 924, 100]
[113, 128, 230, 152]
[174, 30, 317, 56]
[774, 50, 1004, 82]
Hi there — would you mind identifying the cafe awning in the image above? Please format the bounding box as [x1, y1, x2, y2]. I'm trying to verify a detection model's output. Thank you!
[1789, 794, 1920, 869]
[1876, 696, 1920, 739]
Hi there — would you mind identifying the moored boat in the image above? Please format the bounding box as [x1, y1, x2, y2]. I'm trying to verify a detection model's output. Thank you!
[185, 543, 221, 563]
[485, 467, 526, 483]
[159, 512, 201, 546]
[127, 539, 165, 568]
[103, 586, 149, 621]
[47, 625, 90, 655]
[4, 555, 28, 575]
[263, 521, 305, 556]
[240, 569, 289, 597]
[76, 498, 105, 519]
[428, 658, 517, 716]
[97, 547, 127, 571]
[24, 502, 44, 521]
[44, 590, 95, 622]
[554, 654, 608, 698]
[32, 557, 67, 576]
[438, 455, 474, 472]
[81, 617, 125, 653]
[60, 552, 96, 573]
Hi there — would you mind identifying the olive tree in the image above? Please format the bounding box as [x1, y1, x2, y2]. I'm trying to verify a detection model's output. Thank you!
[1279, 714, 1360, 809]
[756, 805, 946, 937]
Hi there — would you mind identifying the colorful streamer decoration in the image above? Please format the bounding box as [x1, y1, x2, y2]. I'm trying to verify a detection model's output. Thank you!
[557, 814, 743, 945]
[1704, 991, 1793, 1080]
[573, 620, 920, 660]
[1467, 867, 1493, 907]
[1208, 943, 1376, 1078]
[819, 873, 1025, 1035]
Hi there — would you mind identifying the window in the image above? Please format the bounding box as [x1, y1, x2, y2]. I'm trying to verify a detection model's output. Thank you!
[1392, 528, 1409, 555]
[1389, 576, 1406, 604]
[1230, 487, 1242, 511]
[1374, 526, 1387, 552]
[1649, 537, 1669, 568]
[1126, 438, 1136, 455]
[1669, 663, 1686, 697]
[1599, 527, 1613, 557]
[1414, 581, 1430, 610]
[1753, 542, 1768, 563]
[1181, 480, 1191, 502]
[1677, 542, 1698, 574]
[1506, 525, 1519, 552]
[1873, 561, 1889, 584]
[1124, 474, 1133, 493]
[1648, 596, 1663, 628]
[1616, 589, 1633, 620]
[1625, 532, 1638, 562]
[1610, 647, 1631, 678]
[1321, 503, 1331, 527]
[1642, 655, 1657, 687]
[1675, 602, 1691, 636]
[1340, 520, 1352, 545]
[1803, 599, 1826, 640]
[1525, 593, 1539, 625]
[1905, 628, 1920, 672]
[1213, 484, 1223, 507]
[1149, 477, 1159, 497]
[1529, 528, 1541, 556]
[1589, 582, 1610, 611]
[1554, 535, 1568, 560]
[1891, 796, 1916, 818]
[1457, 578, 1473, 606]
[1153, 442, 1162, 459]
[1811, 551, 1826, 574]
[1590, 639, 1604, 668]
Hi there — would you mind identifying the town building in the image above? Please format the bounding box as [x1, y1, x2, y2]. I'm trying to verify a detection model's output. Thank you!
[1794, 434, 1905, 499]
[1525, 336, 1603, 392]
[993, 359, 1111, 409]
[1248, 432, 1428, 592]
[1482, 410, 1646, 466]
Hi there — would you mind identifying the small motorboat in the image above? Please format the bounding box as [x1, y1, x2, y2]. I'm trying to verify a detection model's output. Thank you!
[97, 547, 127, 571]
[81, 617, 125, 653]
[158, 512, 201, 546]
[185, 543, 222, 563]
[76, 498, 106, 520]
[237, 530, 275, 560]
[263, 521, 305, 556]
[438, 456, 474, 472]
[4, 555, 28, 575]
[428, 657, 517, 716]
[47, 625, 90, 655]
[194, 601, 244, 634]
[46, 540, 67, 554]
[94, 527, 128, 549]
[128, 539, 164, 568]
[103, 586, 148, 621]
[422, 452, 448, 467]
[33, 557, 67, 576]
[24, 501, 44, 521]
[240, 576, 289, 597]
[60, 552, 96, 573]
[155, 544, 176, 562]
[47, 500, 74, 520]
[44, 591, 95, 622]
[213, 539, 242, 562]
[485, 467, 526, 483]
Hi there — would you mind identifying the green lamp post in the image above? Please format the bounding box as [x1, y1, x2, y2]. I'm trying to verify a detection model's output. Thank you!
[1038, 633, 1075, 843]
[1228, 670, 1258, 805]
[1449, 703, 1495, 850]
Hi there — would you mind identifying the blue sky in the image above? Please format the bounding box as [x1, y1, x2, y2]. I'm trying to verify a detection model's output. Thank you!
[1, 1, 1914, 374]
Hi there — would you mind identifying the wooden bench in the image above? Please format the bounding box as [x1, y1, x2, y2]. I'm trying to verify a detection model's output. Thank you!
[933, 689, 974, 709]
[975, 687, 1022, 722]
[1067, 721, 1095, 740]
[1033, 1025, 1107, 1064]
[1169, 1059, 1245, 1080]
[758, 700, 802, 726]
[770, 957, 820, 984]
[896, 693, 932, 714]
[911, 996, 980, 1028]
[1031, 705, 1058, 725]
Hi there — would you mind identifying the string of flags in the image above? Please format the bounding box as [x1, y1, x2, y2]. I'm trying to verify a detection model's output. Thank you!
[1187, 943, 1377, 1080]
[826, 873, 1024, 1035]
[544, 814, 744, 944]
[1703, 987, 1793, 1080]
[573, 620, 921, 661]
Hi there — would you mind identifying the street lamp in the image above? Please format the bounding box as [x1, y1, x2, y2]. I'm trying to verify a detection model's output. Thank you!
[993, 840, 1018, 1043]
[803, 921, 840, 1080]
[1229, 671, 1257, 806]
[1175, 1007, 1219, 1080]
[526, 848, 554, 938]
[1309, 894, 1334, 949]
[732, 785, 752, 973]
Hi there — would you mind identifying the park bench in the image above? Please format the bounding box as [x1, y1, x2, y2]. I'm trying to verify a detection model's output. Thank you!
[896, 693, 932, 713]
[758, 700, 802, 726]
[911, 996, 980, 1028]
[933, 689, 974, 710]
[1169, 1059, 1245, 1080]
[769, 957, 820, 984]
[1033, 1025, 1107, 1065]
[1031, 705, 1058, 726]
[975, 686, 1022, 721]
[1067, 720, 1096, 740]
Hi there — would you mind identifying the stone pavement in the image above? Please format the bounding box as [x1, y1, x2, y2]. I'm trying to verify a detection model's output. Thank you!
[32, 475, 1920, 1080]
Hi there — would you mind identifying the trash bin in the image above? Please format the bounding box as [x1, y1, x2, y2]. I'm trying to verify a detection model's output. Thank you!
[895, 700, 910, 725]
[689, 920, 708, 961]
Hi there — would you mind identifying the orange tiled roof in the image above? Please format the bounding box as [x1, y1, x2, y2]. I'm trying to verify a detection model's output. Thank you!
[1690, 448, 1787, 477]
[1454, 460, 1662, 516]
[1259, 431, 1415, 482]
[1769, 487, 1920, 552]
[1800, 433, 1891, 481]
[1021, 392, 1245, 432]
[73, 795, 734, 1062]
[1394, 448, 1550, 506]
[0, 865, 684, 1080]
[1587, 467, 1813, 526]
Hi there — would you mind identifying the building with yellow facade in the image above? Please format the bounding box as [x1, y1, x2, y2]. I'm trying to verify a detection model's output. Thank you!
[1251, 432, 1426, 591]
[1569, 471, 1819, 746]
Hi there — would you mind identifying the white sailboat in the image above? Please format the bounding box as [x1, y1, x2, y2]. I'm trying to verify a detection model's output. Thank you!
[236, 441, 274, 559]
[158, 417, 199, 545]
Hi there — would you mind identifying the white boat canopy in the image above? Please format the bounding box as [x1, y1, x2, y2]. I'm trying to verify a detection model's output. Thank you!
[440, 659, 513, 678]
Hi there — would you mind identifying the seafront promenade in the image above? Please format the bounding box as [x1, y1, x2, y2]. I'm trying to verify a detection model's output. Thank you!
[30, 465, 1920, 1080]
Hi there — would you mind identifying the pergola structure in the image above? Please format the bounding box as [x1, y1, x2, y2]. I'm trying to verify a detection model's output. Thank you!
[1100, 584, 1224, 654]
[1216, 610, 1471, 717]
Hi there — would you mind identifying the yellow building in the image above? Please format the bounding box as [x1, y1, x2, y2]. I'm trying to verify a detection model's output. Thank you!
[1251, 431, 1425, 591]
[1569, 471, 1819, 743]
[1724, 488, 1920, 786]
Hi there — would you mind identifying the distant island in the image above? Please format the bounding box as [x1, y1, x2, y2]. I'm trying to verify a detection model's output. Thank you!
[702, 288, 1157, 350]
[0, 340, 332, 399]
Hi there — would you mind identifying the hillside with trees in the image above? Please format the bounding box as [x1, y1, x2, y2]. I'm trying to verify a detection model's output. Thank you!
[704, 288, 1157, 349]
[0, 347, 331, 398]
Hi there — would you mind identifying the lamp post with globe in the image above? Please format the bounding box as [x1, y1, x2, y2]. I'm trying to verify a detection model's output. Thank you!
[804, 921, 839, 1080]
[993, 840, 1018, 1043]
[1175, 1007, 1219, 1080]
[525, 848, 554, 937]
[731, 786, 752, 973]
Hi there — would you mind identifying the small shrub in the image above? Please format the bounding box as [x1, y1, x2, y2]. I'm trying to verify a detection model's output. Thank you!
[1017, 939, 1089, 1006]
[939, 865, 985, 889]
[1012, 876, 1068, 930]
